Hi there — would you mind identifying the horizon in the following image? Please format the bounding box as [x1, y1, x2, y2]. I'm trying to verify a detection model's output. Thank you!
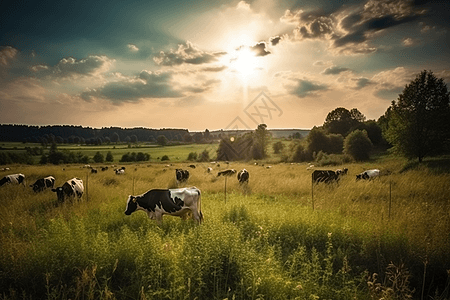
[1, 0, 449, 131]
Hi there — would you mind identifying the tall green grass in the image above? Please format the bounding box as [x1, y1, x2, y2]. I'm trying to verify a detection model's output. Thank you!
[0, 157, 449, 299]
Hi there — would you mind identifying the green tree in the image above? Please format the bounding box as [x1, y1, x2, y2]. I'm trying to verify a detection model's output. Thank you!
[272, 141, 284, 154]
[254, 124, 269, 158]
[344, 130, 373, 161]
[324, 107, 365, 136]
[157, 135, 168, 146]
[93, 151, 104, 163]
[111, 132, 120, 143]
[198, 149, 210, 162]
[105, 151, 114, 162]
[187, 152, 198, 161]
[385, 70, 450, 162]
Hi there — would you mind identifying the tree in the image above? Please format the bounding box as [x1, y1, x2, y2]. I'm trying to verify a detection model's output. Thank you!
[324, 107, 365, 136]
[93, 151, 104, 163]
[111, 132, 120, 143]
[198, 149, 210, 162]
[157, 135, 168, 146]
[272, 141, 284, 154]
[385, 70, 450, 162]
[130, 135, 138, 143]
[105, 151, 114, 162]
[344, 130, 373, 161]
[187, 152, 198, 161]
[254, 124, 269, 158]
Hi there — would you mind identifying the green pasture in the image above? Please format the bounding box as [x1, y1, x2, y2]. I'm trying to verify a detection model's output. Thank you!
[0, 142, 220, 163]
[0, 156, 449, 299]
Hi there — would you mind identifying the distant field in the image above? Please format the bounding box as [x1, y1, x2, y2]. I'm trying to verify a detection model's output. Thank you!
[0, 155, 449, 299]
[0, 142, 220, 163]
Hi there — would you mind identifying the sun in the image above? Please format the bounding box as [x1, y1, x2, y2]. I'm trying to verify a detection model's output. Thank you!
[230, 47, 258, 78]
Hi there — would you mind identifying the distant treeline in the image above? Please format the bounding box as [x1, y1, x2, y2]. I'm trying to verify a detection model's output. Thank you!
[0, 124, 190, 144]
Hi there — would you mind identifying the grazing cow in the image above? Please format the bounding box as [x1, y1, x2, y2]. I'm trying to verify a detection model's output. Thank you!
[176, 169, 190, 183]
[115, 168, 125, 175]
[312, 170, 340, 184]
[207, 167, 213, 173]
[217, 169, 236, 177]
[335, 168, 348, 176]
[52, 178, 84, 202]
[30, 176, 55, 192]
[0, 173, 25, 186]
[356, 169, 380, 180]
[124, 187, 203, 225]
[237, 169, 249, 184]
[91, 168, 98, 174]
[188, 164, 196, 169]
[101, 166, 109, 171]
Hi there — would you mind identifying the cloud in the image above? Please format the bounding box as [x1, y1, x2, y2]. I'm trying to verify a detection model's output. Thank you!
[249, 42, 271, 56]
[285, 78, 328, 98]
[284, 0, 427, 55]
[269, 36, 282, 46]
[201, 65, 228, 72]
[153, 41, 226, 66]
[127, 44, 139, 51]
[350, 77, 373, 89]
[80, 70, 184, 104]
[53, 55, 115, 77]
[0, 46, 18, 66]
[322, 65, 350, 75]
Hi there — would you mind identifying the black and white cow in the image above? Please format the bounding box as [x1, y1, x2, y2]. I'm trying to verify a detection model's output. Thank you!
[52, 178, 84, 202]
[356, 169, 380, 180]
[176, 169, 190, 183]
[237, 169, 249, 184]
[217, 169, 236, 177]
[335, 168, 348, 176]
[115, 168, 125, 175]
[312, 170, 340, 184]
[0, 173, 25, 186]
[30, 176, 55, 192]
[124, 187, 203, 225]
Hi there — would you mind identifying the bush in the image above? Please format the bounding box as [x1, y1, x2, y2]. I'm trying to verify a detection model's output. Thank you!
[161, 155, 169, 161]
[344, 129, 373, 161]
[105, 151, 114, 162]
[120, 152, 150, 162]
[198, 149, 210, 162]
[187, 152, 198, 161]
[93, 151, 104, 163]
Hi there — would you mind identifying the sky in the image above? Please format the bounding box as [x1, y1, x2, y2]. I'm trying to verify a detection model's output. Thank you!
[1, 0, 449, 131]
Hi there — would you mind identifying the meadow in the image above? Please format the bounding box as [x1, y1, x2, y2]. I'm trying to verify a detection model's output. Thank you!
[0, 154, 449, 299]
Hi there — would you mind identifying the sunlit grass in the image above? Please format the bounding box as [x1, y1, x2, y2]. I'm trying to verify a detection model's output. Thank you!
[0, 157, 449, 299]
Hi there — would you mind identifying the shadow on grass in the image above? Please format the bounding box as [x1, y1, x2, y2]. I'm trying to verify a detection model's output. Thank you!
[400, 156, 450, 174]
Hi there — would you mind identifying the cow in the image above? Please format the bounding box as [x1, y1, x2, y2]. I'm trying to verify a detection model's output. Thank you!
[237, 169, 249, 184]
[356, 169, 380, 180]
[91, 168, 98, 174]
[207, 167, 213, 173]
[101, 166, 109, 171]
[217, 169, 236, 177]
[176, 169, 190, 183]
[30, 176, 55, 192]
[188, 164, 196, 169]
[124, 187, 203, 225]
[335, 168, 348, 176]
[52, 178, 84, 202]
[115, 168, 125, 175]
[0, 173, 25, 186]
[312, 170, 340, 184]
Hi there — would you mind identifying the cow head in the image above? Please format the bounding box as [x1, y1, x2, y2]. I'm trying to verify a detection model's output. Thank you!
[124, 195, 138, 215]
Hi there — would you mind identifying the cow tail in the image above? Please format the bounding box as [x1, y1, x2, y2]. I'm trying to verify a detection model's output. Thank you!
[197, 189, 203, 223]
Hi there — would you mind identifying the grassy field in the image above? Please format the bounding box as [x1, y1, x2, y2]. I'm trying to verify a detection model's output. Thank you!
[0, 142, 220, 164]
[0, 154, 449, 299]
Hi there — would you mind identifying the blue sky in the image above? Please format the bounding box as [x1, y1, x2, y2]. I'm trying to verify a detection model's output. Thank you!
[1, 0, 449, 131]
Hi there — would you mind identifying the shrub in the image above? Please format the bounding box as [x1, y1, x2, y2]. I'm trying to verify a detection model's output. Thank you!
[344, 129, 373, 161]
[93, 151, 104, 163]
[198, 149, 210, 162]
[161, 155, 169, 161]
[105, 151, 114, 162]
[187, 152, 198, 161]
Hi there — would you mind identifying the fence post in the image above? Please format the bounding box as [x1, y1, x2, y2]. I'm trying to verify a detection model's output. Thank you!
[388, 180, 392, 220]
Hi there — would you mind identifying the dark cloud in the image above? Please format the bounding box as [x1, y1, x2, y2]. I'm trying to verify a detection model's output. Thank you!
[153, 41, 226, 66]
[202, 65, 228, 72]
[322, 65, 350, 75]
[351, 77, 373, 89]
[286, 79, 328, 98]
[81, 70, 183, 104]
[269, 36, 282, 46]
[374, 86, 403, 99]
[288, 0, 429, 54]
[250, 42, 271, 56]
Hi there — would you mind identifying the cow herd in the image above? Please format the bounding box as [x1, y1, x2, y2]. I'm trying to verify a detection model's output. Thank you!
[1, 164, 383, 224]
